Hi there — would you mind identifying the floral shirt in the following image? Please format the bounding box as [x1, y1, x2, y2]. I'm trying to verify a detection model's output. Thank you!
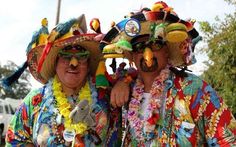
[124, 73, 236, 146]
[5, 78, 118, 146]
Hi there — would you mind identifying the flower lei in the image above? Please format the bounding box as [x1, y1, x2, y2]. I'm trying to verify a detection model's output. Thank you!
[52, 76, 92, 135]
[127, 68, 170, 141]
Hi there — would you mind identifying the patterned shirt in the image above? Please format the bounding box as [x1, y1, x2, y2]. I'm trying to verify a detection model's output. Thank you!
[124, 73, 236, 146]
[5, 78, 118, 146]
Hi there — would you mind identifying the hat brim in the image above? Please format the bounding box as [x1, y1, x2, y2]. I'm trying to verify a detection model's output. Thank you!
[40, 34, 102, 82]
[27, 45, 47, 84]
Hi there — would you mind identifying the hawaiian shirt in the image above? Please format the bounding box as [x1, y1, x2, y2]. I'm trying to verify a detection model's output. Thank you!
[5, 78, 118, 146]
[124, 73, 236, 146]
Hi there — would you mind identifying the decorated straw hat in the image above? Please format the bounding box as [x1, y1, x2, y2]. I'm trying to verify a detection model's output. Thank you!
[100, 1, 202, 67]
[38, 14, 102, 82]
[1, 18, 49, 88]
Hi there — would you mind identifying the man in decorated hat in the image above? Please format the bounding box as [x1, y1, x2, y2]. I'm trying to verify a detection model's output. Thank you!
[100, 2, 236, 146]
[6, 14, 121, 146]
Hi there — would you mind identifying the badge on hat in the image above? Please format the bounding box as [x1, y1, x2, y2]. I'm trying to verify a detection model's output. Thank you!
[124, 18, 141, 37]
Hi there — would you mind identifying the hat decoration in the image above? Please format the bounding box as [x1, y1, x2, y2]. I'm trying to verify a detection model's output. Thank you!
[90, 18, 102, 34]
[99, 1, 201, 67]
[102, 39, 132, 58]
[1, 18, 49, 90]
[38, 14, 102, 82]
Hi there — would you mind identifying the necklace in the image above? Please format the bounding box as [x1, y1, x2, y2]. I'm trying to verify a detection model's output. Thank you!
[127, 68, 170, 141]
[52, 76, 92, 135]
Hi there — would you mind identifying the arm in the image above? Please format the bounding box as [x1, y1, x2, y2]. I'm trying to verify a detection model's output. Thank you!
[110, 80, 130, 108]
[110, 67, 138, 108]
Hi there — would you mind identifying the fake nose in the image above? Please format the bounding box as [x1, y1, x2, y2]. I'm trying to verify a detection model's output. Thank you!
[143, 47, 153, 67]
[69, 56, 79, 67]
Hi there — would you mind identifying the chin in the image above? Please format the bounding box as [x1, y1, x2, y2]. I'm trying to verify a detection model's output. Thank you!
[63, 78, 84, 88]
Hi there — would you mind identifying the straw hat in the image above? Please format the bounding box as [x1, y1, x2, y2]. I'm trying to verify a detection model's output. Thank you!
[38, 14, 102, 82]
[100, 2, 202, 67]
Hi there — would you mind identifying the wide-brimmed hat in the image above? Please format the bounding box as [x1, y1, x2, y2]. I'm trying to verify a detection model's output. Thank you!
[100, 2, 202, 67]
[38, 14, 102, 82]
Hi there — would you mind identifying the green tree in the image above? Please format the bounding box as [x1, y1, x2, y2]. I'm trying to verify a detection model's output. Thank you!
[0, 61, 31, 99]
[199, 1, 236, 114]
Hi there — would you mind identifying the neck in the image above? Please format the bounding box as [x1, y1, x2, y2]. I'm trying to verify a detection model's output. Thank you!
[140, 72, 159, 92]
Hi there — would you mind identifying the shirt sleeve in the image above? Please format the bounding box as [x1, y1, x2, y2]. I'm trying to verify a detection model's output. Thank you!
[5, 89, 42, 146]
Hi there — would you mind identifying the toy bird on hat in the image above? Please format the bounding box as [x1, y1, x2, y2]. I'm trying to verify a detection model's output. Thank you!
[90, 18, 101, 34]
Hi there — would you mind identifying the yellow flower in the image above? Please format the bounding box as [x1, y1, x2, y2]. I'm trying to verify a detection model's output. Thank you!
[52, 76, 92, 135]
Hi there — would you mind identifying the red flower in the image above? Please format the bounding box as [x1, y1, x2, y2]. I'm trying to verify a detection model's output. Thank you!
[32, 94, 43, 106]
[6, 129, 14, 142]
[147, 113, 160, 125]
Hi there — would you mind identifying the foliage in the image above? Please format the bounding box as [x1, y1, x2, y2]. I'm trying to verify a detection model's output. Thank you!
[199, 4, 236, 114]
[224, 0, 236, 6]
[0, 61, 31, 99]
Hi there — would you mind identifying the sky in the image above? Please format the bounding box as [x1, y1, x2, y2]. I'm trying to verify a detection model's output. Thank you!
[0, 0, 235, 88]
